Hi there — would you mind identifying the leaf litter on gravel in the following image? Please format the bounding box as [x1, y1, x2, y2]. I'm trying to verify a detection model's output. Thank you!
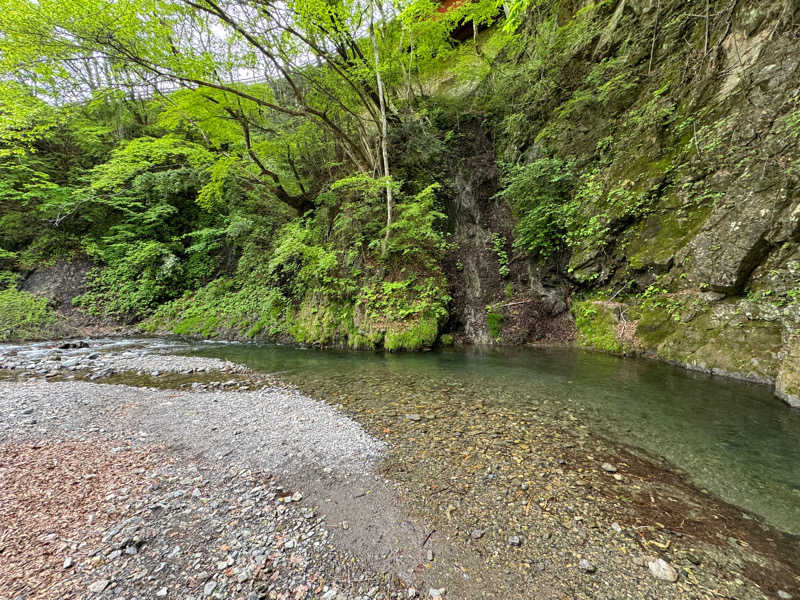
[0, 439, 165, 599]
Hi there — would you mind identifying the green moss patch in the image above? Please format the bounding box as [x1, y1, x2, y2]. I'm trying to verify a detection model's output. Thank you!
[573, 300, 623, 354]
[627, 202, 712, 271]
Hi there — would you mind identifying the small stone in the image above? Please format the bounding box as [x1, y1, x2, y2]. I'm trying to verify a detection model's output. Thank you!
[429, 589, 443, 599]
[611, 522, 622, 533]
[236, 569, 251, 583]
[470, 529, 484, 540]
[405, 414, 422, 422]
[601, 463, 618, 473]
[63, 557, 74, 569]
[291, 491, 302, 502]
[612, 473, 624, 481]
[321, 590, 338, 600]
[89, 580, 110, 594]
[648, 558, 678, 582]
[426, 549, 434, 562]
[156, 587, 168, 597]
[578, 559, 596, 573]
[203, 581, 216, 596]
[777, 592, 792, 600]
[508, 535, 522, 546]
[407, 588, 417, 599]
[341, 521, 349, 530]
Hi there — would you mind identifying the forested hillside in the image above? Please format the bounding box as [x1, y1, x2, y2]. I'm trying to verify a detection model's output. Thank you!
[1, 0, 798, 403]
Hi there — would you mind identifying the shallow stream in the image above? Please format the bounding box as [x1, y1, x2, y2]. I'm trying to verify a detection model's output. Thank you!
[186, 342, 800, 536]
[4, 338, 800, 535]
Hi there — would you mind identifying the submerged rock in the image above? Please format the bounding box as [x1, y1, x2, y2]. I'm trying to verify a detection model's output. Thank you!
[578, 559, 596, 573]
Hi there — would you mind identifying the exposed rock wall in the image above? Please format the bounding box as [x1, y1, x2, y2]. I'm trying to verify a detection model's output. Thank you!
[439, 120, 575, 346]
[452, 0, 800, 406]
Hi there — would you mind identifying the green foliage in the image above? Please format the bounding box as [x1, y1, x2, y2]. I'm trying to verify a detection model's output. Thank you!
[639, 284, 683, 322]
[486, 307, 503, 340]
[147, 175, 450, 350]
[492, 233, 510, 278]
[498, 158, 575, 258]
[0, 287, 59, 341]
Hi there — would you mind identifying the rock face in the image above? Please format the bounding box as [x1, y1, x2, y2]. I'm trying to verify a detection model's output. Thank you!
[532, 0, 800, 404]
[439, 118, 574, 346]
[776, 336, 800, 408]
[20, 257, 93, 313]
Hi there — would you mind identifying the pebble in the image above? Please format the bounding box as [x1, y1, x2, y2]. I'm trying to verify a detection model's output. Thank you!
[63, 556, 74, 569]
[203, 581, 216, 596]
[578, 559, 596, 573]
[601, 462, 618, 473]
[648, 558, 678, 582]
[406, 414, 422, 422]
[156, 587, 168, 597]
[470, 528, 484, 540]
[321, 590, 338, 600]
[89, 579, 110, 593]
[508, 535, 522, 546]
[429, 589, 444, 599]
[778, 592, 792, 600]
[236, 569, 251, 583]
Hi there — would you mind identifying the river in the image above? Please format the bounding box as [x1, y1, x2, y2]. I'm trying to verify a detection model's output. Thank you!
[4, 337, 800, 535]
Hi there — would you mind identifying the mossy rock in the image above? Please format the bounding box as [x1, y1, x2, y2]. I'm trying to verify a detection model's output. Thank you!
[626, 201, 712, 271]
[383, 312, 440, 352]
[289, 296, 356, 347]
[776, 335, 800, 408]
[573, 300, 625, 354]
[638, 301, 783, 382]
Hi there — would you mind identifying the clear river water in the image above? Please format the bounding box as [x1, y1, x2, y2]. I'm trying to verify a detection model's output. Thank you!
[5, 337, 800, 536]
[180, 341, 800, 536]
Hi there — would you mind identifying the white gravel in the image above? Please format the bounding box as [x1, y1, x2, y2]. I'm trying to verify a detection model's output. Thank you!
[0, 380, 385, 477]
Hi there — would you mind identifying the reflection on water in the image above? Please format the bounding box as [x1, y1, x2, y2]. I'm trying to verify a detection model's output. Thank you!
[186, 343, 800, 535]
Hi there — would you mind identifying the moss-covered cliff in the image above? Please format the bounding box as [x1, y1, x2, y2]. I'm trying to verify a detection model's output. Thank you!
[435, 0, 800, 406]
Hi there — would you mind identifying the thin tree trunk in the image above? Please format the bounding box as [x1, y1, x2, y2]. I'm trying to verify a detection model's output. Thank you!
[370, 0, 393, 258]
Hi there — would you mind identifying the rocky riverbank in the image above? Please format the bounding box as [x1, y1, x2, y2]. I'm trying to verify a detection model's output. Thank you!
[1, 341, 798, 599]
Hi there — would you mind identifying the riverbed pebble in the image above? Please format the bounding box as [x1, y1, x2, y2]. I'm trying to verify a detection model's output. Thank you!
[648, 558, 679, 582]
[578, 559, 596, 573]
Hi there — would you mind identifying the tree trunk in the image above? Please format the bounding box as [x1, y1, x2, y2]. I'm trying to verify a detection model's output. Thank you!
[370, 1, 393, 258]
